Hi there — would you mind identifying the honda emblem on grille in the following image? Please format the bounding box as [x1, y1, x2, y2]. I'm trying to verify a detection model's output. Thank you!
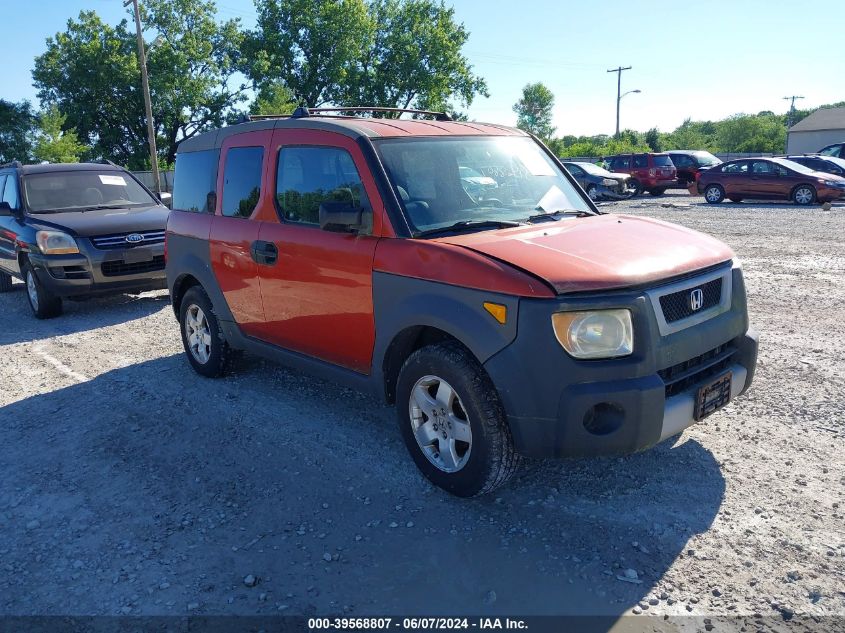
[689, 288, 704, 311]
[125, 233, 144, 244]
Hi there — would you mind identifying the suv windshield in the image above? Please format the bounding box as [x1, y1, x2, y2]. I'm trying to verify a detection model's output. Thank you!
[653, 155, 674, 167]
[23, 170, 157, 213]
[374, 136, 591, 233]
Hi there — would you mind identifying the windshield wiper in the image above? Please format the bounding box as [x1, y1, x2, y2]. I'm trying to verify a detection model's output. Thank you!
[413, 219, 522, 238]
[525, 208, 593, 223]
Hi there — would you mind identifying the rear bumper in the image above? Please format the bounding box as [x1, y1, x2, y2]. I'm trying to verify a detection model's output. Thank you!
[483, 266, 758, 458]
[28, 239, 166, 298]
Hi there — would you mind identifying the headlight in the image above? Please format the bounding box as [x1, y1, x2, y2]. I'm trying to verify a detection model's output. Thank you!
[552, 309, 633, 359]
[601, 178, 618, 186]
[36, 230, 79, 255]
[821, 179, 845, 187]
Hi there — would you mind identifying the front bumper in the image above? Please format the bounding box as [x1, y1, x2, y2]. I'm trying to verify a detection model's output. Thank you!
[483, 265, 758, 458]
[28, 238, 166, 298]
[817, 185, 845, 201]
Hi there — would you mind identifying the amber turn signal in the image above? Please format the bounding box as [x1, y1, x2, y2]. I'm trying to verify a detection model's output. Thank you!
[483, 302, 507, 324]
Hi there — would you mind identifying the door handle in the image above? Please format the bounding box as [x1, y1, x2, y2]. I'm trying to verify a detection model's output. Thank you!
[250, 240, 278, 265]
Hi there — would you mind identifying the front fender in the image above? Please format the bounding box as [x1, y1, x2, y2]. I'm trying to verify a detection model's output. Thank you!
[372, 271, 520, 380]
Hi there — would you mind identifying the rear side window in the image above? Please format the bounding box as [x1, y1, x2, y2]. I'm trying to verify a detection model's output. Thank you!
[222, 147, 264, 218]
[652, 155, 673, 167]
[173, 149, 220, 213]
[671, 154, 695, 168]
[276, 146, 370, 228]
[632, 155, 648, 168]
[722, 162, 748, 174]
[610, 156, 629, 170]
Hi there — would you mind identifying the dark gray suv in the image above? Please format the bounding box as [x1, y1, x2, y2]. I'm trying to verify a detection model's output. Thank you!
[0, 161, 169, 318]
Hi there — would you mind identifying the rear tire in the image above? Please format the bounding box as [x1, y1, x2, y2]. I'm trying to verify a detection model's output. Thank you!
[179, 286, 236, 378]
[704, 184, 725, 204]
[792, 185, 815, 206]
[395, 342, 520, 497]
[0, 271, 13, 293]
[23, 262, 62, 319]
[648, 188, 667, 196]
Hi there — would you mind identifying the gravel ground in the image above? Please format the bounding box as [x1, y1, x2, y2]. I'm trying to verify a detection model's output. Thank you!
[1, 191, 843, 629]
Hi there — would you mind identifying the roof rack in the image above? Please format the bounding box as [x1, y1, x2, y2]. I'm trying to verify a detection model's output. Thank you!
[248, 106, 453, 122]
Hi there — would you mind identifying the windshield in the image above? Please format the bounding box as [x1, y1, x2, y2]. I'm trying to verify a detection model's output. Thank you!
[653, 155, 674, 167]
[773, 158, 819, 176]
[693, 151, 721, 167]
[576, 162, 613, 177]
[23, 170, 157, 213]
[374, 136, 592, 233]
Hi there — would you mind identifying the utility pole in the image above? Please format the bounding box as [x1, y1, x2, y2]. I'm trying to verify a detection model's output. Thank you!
[125, 0, 161, 195]
[608, 66, 632, 137]
[783, 95, 804, 153]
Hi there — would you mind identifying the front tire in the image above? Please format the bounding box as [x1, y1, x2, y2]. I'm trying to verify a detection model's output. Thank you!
[792, 185, 815, 206]
[704, 184, 725, 204]
[23, 262, 62, 319]
[585, 184, 599, 201]
[395, 342, 520, 497]
[179, 286, 236, 378]
[627, 178, 642, 197]
[648, 188, 667, 196]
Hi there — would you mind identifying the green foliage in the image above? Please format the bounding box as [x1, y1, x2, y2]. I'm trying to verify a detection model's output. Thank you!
[513, 82, 555, 141]
[32, 105, 86, 163]
[553, 130, 649, 159]
[250, 82, 298, 116]
[644, 127, 661, 152]
[0, 100, 35, 163]
[32, 2, 245, 168]
[243, 0, 486, 114]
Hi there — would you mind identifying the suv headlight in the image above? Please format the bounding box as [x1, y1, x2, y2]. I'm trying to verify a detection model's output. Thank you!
[36, 230, 79, 255]
[552, 309, 633, 359]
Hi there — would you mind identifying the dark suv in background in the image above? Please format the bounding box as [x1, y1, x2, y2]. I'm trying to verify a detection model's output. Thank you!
[0, 161, 169, 318]
[664, 150, 722, 188]
[818, 143, 845, 159]
[784, 154, 845, 177]
[602, 153, 676, 196]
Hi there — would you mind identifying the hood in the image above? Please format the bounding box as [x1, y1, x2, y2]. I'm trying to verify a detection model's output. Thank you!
[434, 214, 734, 294]
[26, 204, 169, 237]
[608, 172, 630, 180]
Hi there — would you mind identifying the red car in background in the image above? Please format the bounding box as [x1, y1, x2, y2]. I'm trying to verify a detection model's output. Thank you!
[697, 157, 845, 205]
[603, 153, 676, 196]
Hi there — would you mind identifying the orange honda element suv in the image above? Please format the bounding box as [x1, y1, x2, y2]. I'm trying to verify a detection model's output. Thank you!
[166, 107, 758, 497]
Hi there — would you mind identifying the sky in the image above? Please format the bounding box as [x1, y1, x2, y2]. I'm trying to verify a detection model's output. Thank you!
[4, 0, 845, 137]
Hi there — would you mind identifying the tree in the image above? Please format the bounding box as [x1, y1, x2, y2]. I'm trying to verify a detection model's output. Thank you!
[512, 82, 555, 141]
[345, 0, 487, 114]
[33, 3, 246, 168]
[32, 105, 85, 163]
[250, 81, 298, 116]
[0, 100, 35, 164]
[243, 0, 371, 107]
[243, 0, 487, 113]
[644, 127, 662, 152]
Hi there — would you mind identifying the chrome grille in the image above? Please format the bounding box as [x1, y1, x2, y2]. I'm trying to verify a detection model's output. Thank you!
[90, 230, 165, 250]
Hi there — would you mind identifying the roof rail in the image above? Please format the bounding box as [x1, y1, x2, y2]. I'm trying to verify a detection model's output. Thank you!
[0, 160, 23, 169]
[248, 106, 453, 122]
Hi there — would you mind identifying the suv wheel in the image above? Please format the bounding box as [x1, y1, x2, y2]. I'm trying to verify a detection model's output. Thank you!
[23, 262, 62, 319]
[0, 271, 13, 293]
[648, 188, 667, 196]
[792, 185, 815, 206]
[395, 342, 520, 497]
[704, 184, 725, 204]
[179, 286, 236, 377]
[627, 178, 642, 196]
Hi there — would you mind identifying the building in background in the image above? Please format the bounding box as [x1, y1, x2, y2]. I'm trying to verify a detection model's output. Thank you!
[786, 107, 845, 154]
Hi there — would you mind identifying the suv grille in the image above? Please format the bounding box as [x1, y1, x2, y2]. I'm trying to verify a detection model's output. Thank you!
[659, 278, 722, 323]
[658, 343, 736, 398]
[91, 230, 165, 250]
[101, 256, 165, 277]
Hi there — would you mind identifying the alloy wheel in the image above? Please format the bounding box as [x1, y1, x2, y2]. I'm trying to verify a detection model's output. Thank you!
[26, 271, 39, 312]
[185, 304, 212, 364]
[408, 375, 473, 473]
[705, 186, 722, 202]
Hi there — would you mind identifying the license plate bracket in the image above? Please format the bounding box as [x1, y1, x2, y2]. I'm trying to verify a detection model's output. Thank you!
[694, 371, 732, 421]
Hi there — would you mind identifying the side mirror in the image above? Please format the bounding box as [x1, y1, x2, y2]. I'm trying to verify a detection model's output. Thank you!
[319, 201, 363, 233]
